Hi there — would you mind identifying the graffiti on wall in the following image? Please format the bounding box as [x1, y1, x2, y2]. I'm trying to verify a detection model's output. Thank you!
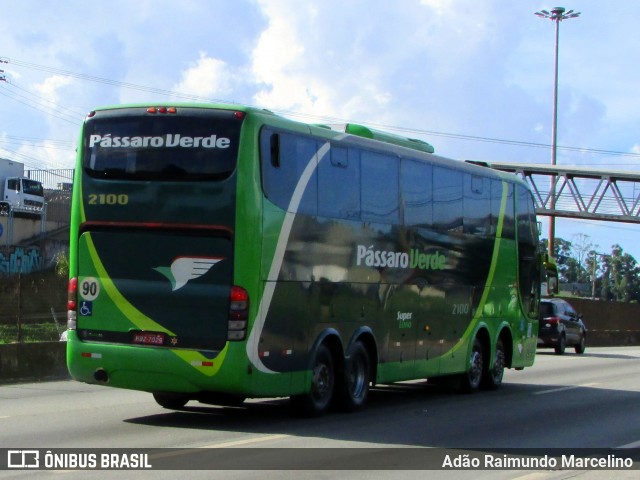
[0, 246, 42, 274]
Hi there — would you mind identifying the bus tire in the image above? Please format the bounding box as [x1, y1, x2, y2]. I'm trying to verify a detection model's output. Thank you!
[459, 337, 483, 393]
[291, 343, 335, 416]
[153, 392, 189, 410]
[481, 338, 505, 390]
[338, 341, 371, 412]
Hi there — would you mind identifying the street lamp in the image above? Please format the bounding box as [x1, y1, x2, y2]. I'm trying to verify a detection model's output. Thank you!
[534, 7, 581, 257]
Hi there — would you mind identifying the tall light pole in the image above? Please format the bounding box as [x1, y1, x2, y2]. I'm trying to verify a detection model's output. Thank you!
[534, 7, 580, 257]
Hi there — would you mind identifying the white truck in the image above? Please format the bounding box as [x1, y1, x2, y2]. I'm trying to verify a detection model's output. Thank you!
[0, 158, 45, 215]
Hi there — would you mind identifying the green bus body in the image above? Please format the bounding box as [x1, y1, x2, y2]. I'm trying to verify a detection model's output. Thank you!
[67, 103, 540, 413]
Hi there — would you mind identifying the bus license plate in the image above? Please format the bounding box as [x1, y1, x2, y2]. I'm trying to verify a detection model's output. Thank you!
[132, 332, 165, 346]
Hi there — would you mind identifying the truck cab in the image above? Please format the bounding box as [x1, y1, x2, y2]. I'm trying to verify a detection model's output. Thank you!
[1, 177, 45, 215]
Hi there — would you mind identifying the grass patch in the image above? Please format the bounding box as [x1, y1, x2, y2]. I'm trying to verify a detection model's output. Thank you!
[0, 323, 64, 343]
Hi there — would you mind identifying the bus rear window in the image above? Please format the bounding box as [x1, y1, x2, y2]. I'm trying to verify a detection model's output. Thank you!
[83, 108, 243, 181]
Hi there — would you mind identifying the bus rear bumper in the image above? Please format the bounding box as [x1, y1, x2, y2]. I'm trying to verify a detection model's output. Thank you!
[66, 331, 230, 394]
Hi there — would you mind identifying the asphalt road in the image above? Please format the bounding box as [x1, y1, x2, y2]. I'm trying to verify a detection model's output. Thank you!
[1, 346, 639, 479]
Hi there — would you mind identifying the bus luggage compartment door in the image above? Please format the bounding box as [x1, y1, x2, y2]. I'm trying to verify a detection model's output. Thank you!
[76, 229, 233, 351]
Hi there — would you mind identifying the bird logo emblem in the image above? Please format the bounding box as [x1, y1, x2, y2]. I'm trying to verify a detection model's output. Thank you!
[153, 257, 223, 291]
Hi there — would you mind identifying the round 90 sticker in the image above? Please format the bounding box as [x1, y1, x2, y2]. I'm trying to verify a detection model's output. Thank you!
[79, 277, 100, 301]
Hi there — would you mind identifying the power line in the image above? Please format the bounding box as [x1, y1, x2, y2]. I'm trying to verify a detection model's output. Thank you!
[0, 82, 83, 125]
[352, 121, 640, 159]
[0, 135, 75, 149]
[8, 81, 86, 117]
[0, 145, 74, 170]
[0, 56, 220, 103]
[2, 56, 640, 161]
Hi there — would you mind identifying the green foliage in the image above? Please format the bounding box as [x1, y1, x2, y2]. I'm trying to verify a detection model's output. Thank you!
[54, 252, 69, 278]
[0, 323, 61, 344]
[544, 235, 640, 302]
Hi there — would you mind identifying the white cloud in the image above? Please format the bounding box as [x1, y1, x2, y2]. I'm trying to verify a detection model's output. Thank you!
[33, 75, 73, 105]
[249, 0, 403, 122]
[246, 0, 507, 130]
[251, 1, 310, 110]
[172, 52, 234, 99]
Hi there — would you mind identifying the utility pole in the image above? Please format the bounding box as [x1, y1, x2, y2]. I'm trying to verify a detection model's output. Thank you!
[0, 58, 7, 82]
[534, 7, 581, 257]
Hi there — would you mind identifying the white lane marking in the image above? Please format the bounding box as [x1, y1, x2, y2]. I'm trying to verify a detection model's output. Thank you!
[150, 434, 290, 461]
[201, 433, 290, 448]
[618, 439, 640, 448]
[533, 383, 599, 395]
[511, 474, 555, 480]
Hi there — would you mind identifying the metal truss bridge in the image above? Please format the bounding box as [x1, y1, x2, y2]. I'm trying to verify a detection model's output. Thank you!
[469, 162, 640, 225]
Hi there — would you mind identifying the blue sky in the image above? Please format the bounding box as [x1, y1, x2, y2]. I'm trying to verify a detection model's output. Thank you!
[1, 0, 640, 260]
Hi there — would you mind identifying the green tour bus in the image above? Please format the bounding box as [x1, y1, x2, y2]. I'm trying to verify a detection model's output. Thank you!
[66, 103, 541, 415]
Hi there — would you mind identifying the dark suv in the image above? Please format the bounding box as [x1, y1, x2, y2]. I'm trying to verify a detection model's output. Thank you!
[538, 298, 586, 355]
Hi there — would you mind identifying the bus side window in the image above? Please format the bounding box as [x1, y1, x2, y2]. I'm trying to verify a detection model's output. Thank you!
[516, 185, 540, 316]
[260, 128, 318, 216]
[401, 158, 433, 227]
[433, 167, 463, 233]
[361, 151, 399, 224]
[498, 182, 515, 240]
[318, 145, 360, 220]
[517, 186, 537, 246]
[464, 174, 491, 236]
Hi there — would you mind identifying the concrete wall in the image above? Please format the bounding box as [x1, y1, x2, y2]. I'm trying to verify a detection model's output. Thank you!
[0, 215, 44, 247]
[555, 297, 640, 347]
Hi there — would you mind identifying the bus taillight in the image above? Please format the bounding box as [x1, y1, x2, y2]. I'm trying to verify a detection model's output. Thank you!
[146, 106, 178, 114]
[67, 277, 78, 330]
[228, 286, 249, 341]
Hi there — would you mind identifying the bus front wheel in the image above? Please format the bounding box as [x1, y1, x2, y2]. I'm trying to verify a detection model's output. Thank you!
[291, 343, 335, 416]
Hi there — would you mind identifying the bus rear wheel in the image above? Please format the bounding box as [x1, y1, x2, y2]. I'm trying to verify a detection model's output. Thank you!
[459, 337, 483, 393]
[481, 338, 505, 390]
[338, 341, 371, 412]
[153, 392, 189, 410]
[291, 343, 335, 416]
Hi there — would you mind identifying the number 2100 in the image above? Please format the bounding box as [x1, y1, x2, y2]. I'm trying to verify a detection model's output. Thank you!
[88, 194, 129, 205]
[452, 303, 470, 315]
